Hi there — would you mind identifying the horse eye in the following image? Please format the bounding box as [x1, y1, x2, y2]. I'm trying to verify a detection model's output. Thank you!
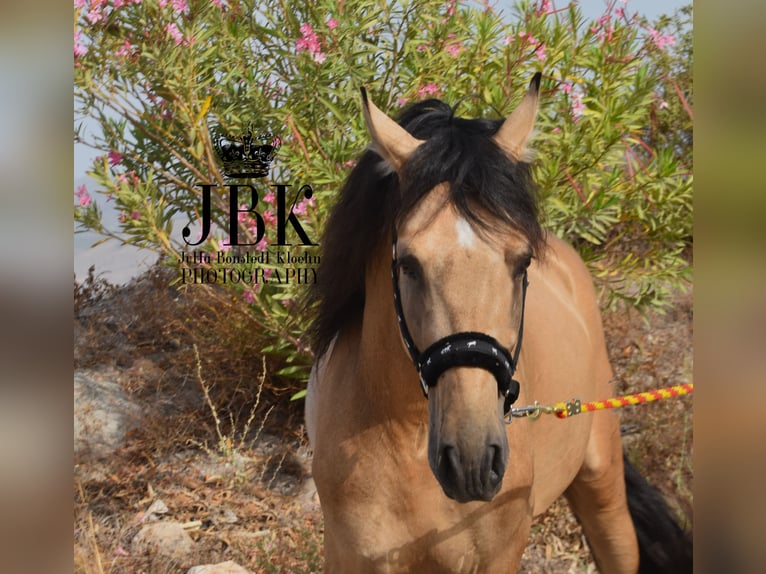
[400, 263, 418, 279]
[397, 257, 421, 280]
[514, 254, 532, 277]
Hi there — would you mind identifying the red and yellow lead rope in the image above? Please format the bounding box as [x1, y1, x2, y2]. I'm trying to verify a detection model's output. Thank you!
[552, 383, 694, 419]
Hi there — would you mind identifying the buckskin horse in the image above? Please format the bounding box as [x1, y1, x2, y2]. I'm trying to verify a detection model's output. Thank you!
[304, 74, 690, 573]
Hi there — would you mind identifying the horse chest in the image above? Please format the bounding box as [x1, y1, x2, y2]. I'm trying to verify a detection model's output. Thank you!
[314, 424, 528, 573]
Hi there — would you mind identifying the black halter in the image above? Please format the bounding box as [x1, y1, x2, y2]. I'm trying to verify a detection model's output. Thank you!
[391, 233, 528, 416]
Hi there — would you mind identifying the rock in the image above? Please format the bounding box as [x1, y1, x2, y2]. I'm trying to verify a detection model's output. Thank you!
[131, 521, 194, 560]
[187, 561, 252, 574]
[74, 370, 143, 458]
[297, 475, 320, 511]
[134, 499, 169, 524]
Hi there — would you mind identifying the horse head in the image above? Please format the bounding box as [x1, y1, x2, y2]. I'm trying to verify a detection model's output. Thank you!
[361, 75, 543, 502]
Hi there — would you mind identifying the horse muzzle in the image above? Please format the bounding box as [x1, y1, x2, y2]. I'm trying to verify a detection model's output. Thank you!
[429, 433, 508, 502]
[427, 374, 510, 503]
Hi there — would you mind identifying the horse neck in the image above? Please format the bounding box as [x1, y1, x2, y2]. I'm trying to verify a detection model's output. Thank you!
[358, 242, 428, 424]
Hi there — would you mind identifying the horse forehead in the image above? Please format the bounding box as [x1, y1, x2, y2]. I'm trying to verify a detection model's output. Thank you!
[399, 184, 451, 236]
[454, 217, 477, 249]
[399, 189, 496, 256]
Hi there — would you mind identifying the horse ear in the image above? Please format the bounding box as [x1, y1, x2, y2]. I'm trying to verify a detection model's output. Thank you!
[493, 72, 542, 161]
[360, 87, 423, 172]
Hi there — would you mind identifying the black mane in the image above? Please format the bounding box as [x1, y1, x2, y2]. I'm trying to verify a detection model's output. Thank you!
[305, 98, 544, 357]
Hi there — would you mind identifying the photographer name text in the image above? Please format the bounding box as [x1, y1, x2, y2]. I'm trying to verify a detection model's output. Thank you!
[179, 249, 319, 285]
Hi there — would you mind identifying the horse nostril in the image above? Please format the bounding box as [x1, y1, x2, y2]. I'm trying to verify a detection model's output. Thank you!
[432, 442, 506, 502]
[436, 445, 461, 493]
[488, 444, 506, 488]
[441, 445, 458, 473]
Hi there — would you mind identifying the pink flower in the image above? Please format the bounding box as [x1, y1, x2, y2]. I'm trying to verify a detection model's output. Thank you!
[242, 289, 255, 304]
[560, 82, 573, 95]
[647, 27, 676, 50]
[445, 41, 462, 57]
[86, 7, 103, 24]
[211, 0, 225, 7]
[417, 83, 440, 98]
[74, 31, 88, 58]
[108, 150, 123, 165]
[539, 0, 554, 15]
[255, 237, 269, 252]
[570, 92, 585, 122]
[296, 23, 326, 63]
[262, 192, 276, 205]
[165, 22, 184, 46]
[218, 237, 231, 252]
[396, 97, 410, 107]
[75, 184, 91, 207]
[502, 35, 513, 46]
[535, 43, 547, 61]
[262, 210, 277, 225]
[130, 211, 141, 220]
[293, 197, 315, 216]
[116, 40, 133, 57]
[326, 17, 338, 30]
[171, 0, 188, 13]
[74, 0, 87, 8]
[237, 204, 251, 223]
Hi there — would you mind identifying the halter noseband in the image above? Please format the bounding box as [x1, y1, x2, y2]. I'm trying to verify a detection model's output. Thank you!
[391, 233, 528, 417]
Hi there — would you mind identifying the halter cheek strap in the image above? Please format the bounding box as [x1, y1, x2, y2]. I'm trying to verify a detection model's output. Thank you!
[391, 236, 529, 416]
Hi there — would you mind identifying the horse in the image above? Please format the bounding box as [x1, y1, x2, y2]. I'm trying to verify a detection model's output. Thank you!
[304, 74, 690, 573]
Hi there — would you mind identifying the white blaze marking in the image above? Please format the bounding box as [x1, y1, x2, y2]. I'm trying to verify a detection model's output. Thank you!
[455, 217, 476, 249]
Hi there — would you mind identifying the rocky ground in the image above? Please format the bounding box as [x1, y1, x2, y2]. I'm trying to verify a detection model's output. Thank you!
[73, 267, 692, 573]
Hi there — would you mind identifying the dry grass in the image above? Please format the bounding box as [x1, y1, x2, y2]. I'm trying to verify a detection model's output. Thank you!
[73, 266, 692, 572]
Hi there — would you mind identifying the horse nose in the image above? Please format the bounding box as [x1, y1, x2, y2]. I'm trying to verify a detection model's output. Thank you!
[434, 442, 506, 502]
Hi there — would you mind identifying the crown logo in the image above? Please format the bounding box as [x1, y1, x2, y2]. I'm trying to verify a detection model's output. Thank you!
[212, 125, 281, 179]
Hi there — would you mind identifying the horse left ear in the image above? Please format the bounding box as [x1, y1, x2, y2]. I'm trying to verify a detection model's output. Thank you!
[494, 72, 542, 161]
[360, 87, 423, 172]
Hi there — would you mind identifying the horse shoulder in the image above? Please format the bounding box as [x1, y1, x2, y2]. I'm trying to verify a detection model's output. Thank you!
[535, 234, 610, 359]
[305, 334, 338, 447]
[522, 234, 615, 513]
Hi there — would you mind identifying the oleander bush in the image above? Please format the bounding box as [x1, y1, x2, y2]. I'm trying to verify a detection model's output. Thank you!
[75, 0, 692, 379]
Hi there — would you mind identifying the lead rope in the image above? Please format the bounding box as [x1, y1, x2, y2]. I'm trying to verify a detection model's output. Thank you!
[508, 383, 694, 420]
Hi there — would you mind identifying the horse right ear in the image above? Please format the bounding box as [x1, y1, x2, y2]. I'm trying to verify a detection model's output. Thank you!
[360, 87, 423, 172]
[493, 72, 541, 162]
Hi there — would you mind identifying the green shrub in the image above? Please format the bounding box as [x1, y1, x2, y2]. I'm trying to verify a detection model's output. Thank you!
[75, 0, 692, 379]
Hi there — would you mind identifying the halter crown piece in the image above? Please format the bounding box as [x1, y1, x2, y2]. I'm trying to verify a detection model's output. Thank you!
[391, 233, 529, 417]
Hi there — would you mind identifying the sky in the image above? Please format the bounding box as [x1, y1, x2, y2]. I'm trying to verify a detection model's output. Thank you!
[550, 0, 686, 22]
[74, 0, 691, 284]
